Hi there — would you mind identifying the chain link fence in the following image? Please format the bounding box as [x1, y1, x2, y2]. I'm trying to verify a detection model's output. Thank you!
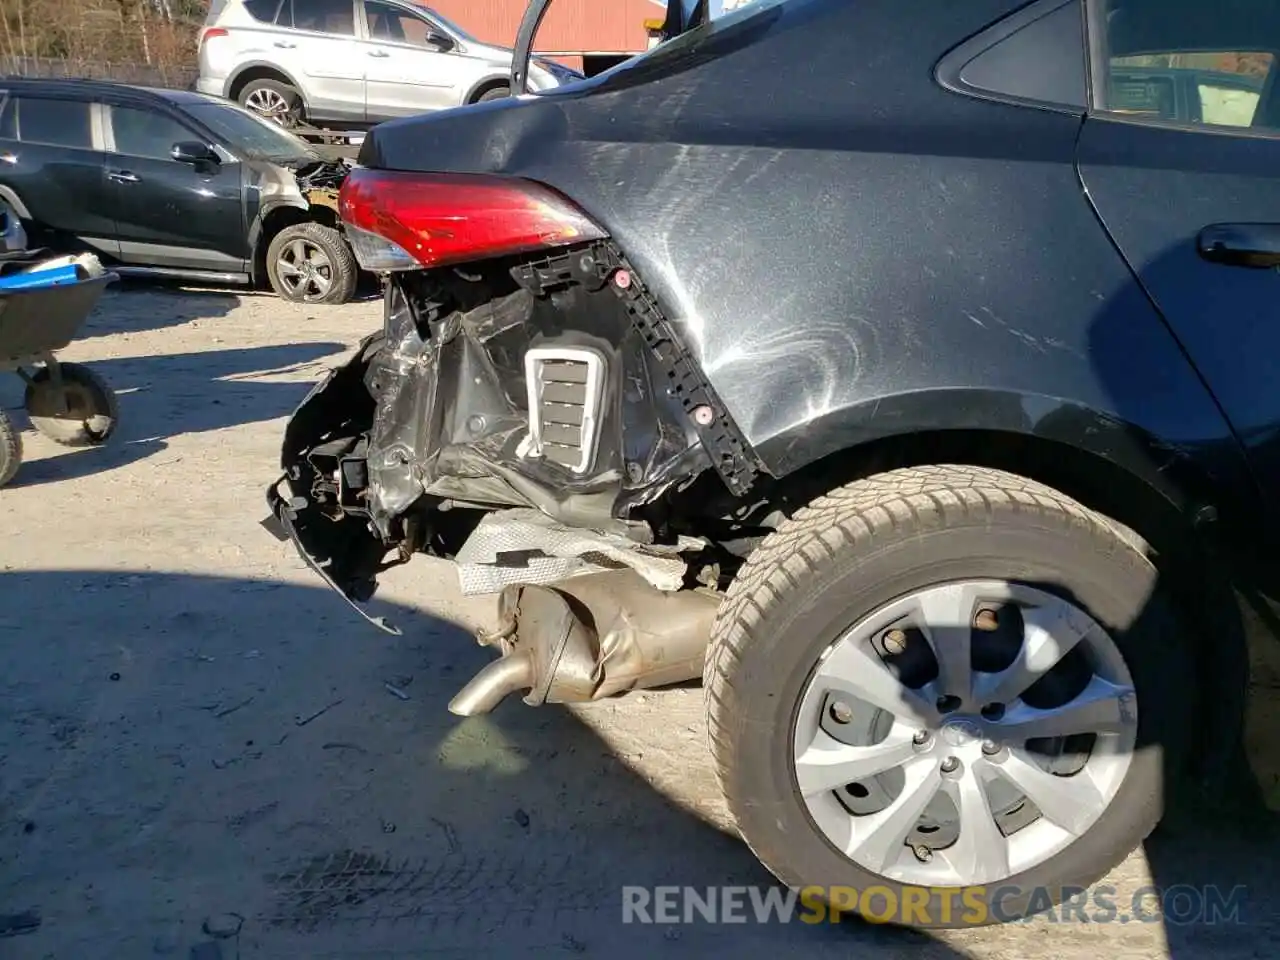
[1, 55, 197, 90]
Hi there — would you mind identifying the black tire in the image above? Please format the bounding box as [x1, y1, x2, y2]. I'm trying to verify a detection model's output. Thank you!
[265, 222, 359, 305]
[237, 77, 304, 127]
[476, 85, 511, 102]
[0, 410, 21, 488]
[703, 464, 1194, 929]
[24, 363, 119, 447]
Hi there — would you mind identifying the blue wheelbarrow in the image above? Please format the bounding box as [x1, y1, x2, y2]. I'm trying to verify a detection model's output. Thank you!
[0, 251, 120, 488]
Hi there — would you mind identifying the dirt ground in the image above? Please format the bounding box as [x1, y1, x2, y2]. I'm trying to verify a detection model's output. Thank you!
[1, 284, 1277, 959]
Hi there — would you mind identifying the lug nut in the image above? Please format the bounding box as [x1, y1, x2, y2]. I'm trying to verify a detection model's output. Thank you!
[981, 702, 1005, 721]
[981, 740, 1001, 756]
[882, 629, 907, 654]
[940, 756, 960, 774]
[829, 701, 854, 724]
[912, 729, 931, 746]
[911, 844, 933, 863]
[974, 608, 999, 631]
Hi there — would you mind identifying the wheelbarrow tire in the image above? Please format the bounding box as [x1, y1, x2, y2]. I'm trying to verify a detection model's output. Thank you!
[24, 363, 119, 447]
[0, 410, 21, 488]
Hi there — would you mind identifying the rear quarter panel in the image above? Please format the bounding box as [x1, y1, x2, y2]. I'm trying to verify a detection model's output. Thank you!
[360, 0, 1264, 541]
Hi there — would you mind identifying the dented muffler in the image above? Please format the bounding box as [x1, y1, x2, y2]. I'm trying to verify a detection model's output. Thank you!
[448, 569, 721, 716]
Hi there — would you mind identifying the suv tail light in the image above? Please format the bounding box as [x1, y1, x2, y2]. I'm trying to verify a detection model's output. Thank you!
[337, 168, 606, 272]
[199, 27, 229, 45]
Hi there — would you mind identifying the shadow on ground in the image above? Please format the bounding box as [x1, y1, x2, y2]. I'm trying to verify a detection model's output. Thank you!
[0, 570, 1276, 958]
[78, 283, 243, 340]
[0, 341, 344, 488]
[0, 570, 958, 959]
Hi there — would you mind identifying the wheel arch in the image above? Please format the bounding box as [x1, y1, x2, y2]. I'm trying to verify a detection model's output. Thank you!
[0, 185, 31, 219]
[250, 200, 339, 284]
[739, 388, 1258, 799]
[227, 62, 309, 110]
[752, 387, 1260, 558]
[465, 74, 511, 104]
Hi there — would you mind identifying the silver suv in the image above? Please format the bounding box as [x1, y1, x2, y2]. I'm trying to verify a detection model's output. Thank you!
[196, 0, 582, 127]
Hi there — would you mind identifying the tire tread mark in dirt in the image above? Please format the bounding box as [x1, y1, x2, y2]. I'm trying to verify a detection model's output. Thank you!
[264, 848, 608, 931]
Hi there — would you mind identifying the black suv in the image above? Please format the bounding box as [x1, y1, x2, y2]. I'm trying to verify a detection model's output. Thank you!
[0, 78, 359, 304]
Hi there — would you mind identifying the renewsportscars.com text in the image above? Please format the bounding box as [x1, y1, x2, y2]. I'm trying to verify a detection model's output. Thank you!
[621, 883, 1247, 926]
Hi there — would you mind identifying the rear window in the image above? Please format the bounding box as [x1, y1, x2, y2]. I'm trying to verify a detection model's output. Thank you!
[284, 0, 356, 34]
[12, 97, 94, 149]
[243, 0, 283, 22]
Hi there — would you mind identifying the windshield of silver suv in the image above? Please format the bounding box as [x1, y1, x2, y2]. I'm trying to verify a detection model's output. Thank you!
[185, 97, 320, 164]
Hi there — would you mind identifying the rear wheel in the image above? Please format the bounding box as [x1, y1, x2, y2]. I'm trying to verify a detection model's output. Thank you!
[704, 465, 1193, 928]
[476, 85, 511, 103]
[0, 410, 21, 488]
[265, 222, 358, 305]
[238, 77, 303, 127]
[24, 363, 118, 446]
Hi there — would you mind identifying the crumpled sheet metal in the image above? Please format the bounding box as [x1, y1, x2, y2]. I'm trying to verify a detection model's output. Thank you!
[453, 508, 704, 596]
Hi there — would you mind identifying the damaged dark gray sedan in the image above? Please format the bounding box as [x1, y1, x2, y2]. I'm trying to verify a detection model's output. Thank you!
[268, 0, 1280, 929]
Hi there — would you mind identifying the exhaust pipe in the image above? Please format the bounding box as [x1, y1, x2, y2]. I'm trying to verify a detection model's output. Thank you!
[448, 568, 721, 716]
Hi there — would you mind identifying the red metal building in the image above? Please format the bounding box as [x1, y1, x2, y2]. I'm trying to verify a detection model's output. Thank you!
[427, 0, 663, 72]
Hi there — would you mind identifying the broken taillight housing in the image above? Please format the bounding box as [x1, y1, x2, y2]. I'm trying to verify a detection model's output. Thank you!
[337, 168, 607, 272]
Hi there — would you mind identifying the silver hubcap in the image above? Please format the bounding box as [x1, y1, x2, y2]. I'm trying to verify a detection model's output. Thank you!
[245, 87, 293, 125]
[275, 239, 333, 301]
[791, 581, 1138, 887]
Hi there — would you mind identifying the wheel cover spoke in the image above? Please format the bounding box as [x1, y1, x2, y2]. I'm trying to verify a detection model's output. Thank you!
[818, 641, 938, 726]
[912, 582, 981, 699]
[845, 757, 943, 873]
[942, 764, 1010, 882]
[997, 675, 1136, 742]
[992, 750, 1106, 836]
[973, 604, 1092, 705]
[795, 726, 919, 797]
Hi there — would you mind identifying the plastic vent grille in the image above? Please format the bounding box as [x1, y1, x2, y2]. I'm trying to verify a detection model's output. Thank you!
[523, 347, 605, 474]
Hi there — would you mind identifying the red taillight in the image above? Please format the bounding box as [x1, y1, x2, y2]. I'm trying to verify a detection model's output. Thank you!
[199, 26, 229, 46]
[337, 168, 606, 272]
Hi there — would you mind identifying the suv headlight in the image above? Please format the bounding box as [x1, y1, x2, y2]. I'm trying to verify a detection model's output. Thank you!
[532, 57, 585, 85]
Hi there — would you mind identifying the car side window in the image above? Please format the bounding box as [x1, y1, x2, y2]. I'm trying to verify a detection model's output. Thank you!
[109, 106, 196, 161]
[0, 94, 15, 140]
[287, 0, 356, 35]
[1091, 0, 1279, 132]
[935, 0, 1088, 112]
[363, 1, 436, 46]
[12, 96, 94, 149]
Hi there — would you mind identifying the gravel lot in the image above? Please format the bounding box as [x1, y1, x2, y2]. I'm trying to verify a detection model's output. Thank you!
[1, 284, 1277, 958]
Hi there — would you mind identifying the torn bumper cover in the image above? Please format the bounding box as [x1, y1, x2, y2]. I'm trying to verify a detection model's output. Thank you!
[265, 251, 737, 615]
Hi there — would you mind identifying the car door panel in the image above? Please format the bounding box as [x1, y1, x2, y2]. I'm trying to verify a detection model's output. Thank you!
[276, 0, 365, 120]
[360, 1, 460, 118]
[1077, 0, 1280, 528]
[0, 94, 117, 258]
[104, 103, 248, 273]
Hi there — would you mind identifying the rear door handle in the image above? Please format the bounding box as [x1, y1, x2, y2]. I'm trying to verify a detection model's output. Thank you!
[108, 170, 140, 184]
[368, 49, 390, 57]
[1198, 223, 1280, 269]
[0, 152, 16, 164]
